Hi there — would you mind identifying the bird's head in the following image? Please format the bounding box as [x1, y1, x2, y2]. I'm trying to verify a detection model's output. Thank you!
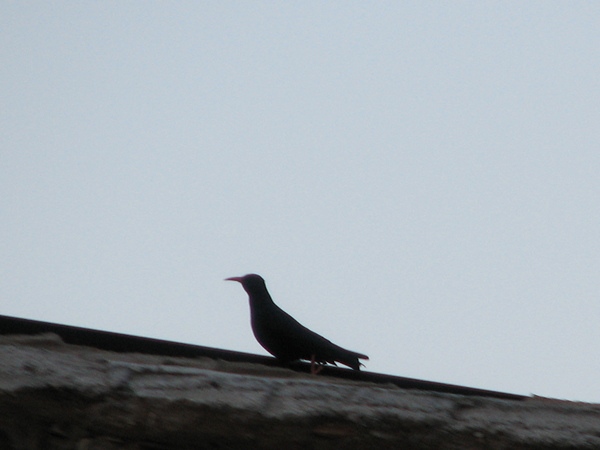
[225, 273, 267, 295]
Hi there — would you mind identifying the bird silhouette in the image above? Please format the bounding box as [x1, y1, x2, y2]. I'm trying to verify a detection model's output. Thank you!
[226, 273, 368, 371]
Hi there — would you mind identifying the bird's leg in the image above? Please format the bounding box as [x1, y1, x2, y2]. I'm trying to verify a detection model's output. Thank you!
[310, 354, 324, 375]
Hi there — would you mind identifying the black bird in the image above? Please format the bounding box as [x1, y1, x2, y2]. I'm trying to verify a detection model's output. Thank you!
[226, 273, 368, 371]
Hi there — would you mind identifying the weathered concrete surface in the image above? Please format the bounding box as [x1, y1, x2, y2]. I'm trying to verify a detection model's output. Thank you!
[0, 333, 599, 449]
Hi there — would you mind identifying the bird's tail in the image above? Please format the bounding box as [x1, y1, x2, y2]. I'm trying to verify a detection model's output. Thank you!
[336, 348, 369, 371]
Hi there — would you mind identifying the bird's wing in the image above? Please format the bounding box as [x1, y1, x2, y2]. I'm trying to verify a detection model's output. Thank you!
[255, 305, 367, 367]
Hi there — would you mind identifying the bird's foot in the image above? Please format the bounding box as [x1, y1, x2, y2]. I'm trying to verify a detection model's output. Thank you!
[310, 354, 324, 375]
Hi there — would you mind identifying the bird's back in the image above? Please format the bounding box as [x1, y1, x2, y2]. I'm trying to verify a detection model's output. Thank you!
[251, 301, 367, 370]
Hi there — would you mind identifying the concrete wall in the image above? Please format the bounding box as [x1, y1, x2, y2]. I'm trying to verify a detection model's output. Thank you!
[1, 334, 598, 449]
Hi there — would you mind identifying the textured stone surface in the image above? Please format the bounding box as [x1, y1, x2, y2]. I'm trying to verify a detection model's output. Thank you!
[0, 333, 599, 449]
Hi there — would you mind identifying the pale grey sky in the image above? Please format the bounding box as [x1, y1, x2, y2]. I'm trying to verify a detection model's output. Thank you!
[2, 2, 600, 401]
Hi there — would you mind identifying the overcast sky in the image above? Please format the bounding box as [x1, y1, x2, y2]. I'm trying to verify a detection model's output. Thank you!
[2, 3, 600, 402]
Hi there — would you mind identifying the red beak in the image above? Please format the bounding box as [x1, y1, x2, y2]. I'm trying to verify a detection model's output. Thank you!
[225, 276, 243, 283]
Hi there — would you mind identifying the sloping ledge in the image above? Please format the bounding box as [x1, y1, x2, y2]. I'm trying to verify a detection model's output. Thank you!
[0, 334, 598, 449]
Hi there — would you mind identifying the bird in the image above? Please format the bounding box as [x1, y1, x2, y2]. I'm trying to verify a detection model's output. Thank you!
[225, 273, 368, 372]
